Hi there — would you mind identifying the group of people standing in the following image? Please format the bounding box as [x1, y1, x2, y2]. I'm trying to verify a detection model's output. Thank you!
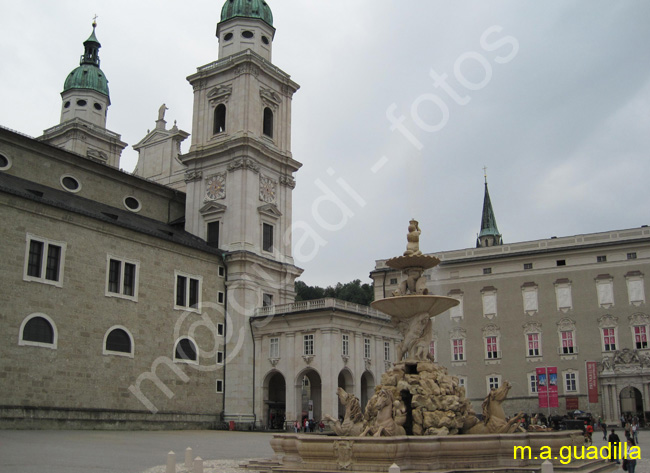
[292, 418, 324, 433]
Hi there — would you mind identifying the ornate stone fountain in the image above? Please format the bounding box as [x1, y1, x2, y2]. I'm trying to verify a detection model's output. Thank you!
[263, 221, 615, 473]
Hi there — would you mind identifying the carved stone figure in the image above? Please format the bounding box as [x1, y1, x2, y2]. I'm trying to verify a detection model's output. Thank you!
[360, 388, 406, 437]
[158, 103, 168, 121]
[394, 312, 431, 361]
[463, 382, 525, 434]
[322, 388, 365, 436]
[403, 219, 422, 256]
[614, 348, 640, 365]
[392, 268, 429, 296]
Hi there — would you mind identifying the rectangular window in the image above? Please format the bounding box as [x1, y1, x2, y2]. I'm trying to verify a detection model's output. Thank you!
[217, 323, 224, 336]
[524, 263, 533, 270]
[364, 338, 371, 359]
[218, 265, 225, 277]
[217, 351, 224, 364]
[488, 376, 500, 391]
[207, 221, 220, 248]
[565, 373, 577, 392]
[486, 336, 498, 359]
[529, 373, 538, 394]
[263, 293, 273, 307]
[561, 331, 574, 354]
[24, 235, 66, 286]
[384, 341, 391, 361]
[453, 339, 464, 361]
[390, 278, 398, 285]
[603, 328, 616, 351]
[216, 380, 224, 393]
[458, 377, 466, 389]
[342, 334, 349, 356]
[270, 337, 279, 359]
[527, 333, 540, 356]
[174, 271, 201, 310]
[483, 267, 492, 275]
[597, 255, 607, 263]
[218, 291, 225, 304]
[556, 260, 566, 266]
[304, 334, 314, 356]
[106, 256, 139, 300]
[263, 223, 274, 252]
[627, 252, 637, 260]
[634, 326, 648, 349]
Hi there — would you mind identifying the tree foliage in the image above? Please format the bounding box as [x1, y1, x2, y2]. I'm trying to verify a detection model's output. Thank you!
[295, 279, 374, 305]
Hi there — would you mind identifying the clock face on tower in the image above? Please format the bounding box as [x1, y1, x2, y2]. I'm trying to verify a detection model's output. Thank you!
[205, 173, 226, 201]
[259, 175, 277, 204]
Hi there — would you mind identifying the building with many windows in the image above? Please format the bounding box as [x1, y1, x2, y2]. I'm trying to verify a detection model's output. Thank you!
[371, 181, 650, 424]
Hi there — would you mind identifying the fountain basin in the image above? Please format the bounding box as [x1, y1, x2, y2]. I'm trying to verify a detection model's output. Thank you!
[371, 295, 459, 320]
[268, 431, 615, 473]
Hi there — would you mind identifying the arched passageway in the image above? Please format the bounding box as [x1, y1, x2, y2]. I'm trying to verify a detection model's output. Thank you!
[296, 369, 322, 426]
[264, 371, 286, 430]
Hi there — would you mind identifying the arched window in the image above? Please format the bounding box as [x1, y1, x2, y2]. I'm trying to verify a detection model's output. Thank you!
[104, 326, 134, 356]
[263, 107, 273, 138]
[19, 313, 57, 349]
[174, 337, 198, 363]
[214, 104, 226, 134]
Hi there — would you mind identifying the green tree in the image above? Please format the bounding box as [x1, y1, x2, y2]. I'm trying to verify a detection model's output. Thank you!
[295, 279, 374, 305]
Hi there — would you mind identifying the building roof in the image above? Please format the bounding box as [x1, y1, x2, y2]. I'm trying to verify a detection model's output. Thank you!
[0, 171, 223, 258]
[220, 0, 273, 26]
[63, 23, 109, 97]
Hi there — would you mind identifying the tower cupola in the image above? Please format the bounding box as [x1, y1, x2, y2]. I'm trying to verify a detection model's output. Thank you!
[217, 0, 275, 61]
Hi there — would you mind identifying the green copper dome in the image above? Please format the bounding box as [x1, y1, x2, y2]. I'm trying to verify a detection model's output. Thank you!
[220, 0, 273, 26]
[63, 24, 110, 98]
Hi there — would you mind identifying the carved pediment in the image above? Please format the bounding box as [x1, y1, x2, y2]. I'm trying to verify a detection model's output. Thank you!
[199, 201, 227, 216]
[614, 348, 640, 366]
[258, 203, 282, 219]
[260, 87, 282, 110]
[207, 85, 232, 105]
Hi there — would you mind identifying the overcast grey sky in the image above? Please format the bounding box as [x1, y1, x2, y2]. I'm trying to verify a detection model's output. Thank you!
[1, 1, 649, 287]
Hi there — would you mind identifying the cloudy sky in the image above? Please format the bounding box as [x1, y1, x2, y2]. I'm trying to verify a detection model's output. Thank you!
[1, 1, 649, 287]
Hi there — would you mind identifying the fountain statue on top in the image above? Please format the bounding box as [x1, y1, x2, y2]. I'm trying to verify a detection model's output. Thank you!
[324, 219, 524, 437]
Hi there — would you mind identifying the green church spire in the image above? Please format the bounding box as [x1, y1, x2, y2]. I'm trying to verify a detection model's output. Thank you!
[63, 20, 109, 98]
[477, 169, 502, 248]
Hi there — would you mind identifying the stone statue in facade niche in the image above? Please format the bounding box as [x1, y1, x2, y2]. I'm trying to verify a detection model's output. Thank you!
[403, 219, 422, 256]
[322, 387, 365, 436]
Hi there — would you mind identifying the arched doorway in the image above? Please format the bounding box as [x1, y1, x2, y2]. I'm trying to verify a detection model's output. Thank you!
[338, 368, 354, 419]
[620, 386, 643, 418]
[360, 371, 375, 410]
[296, 369, 322, 428]
[264, 371, 286, 430]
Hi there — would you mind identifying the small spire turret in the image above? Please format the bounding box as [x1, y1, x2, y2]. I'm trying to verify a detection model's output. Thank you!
[477, 169, 503, 248]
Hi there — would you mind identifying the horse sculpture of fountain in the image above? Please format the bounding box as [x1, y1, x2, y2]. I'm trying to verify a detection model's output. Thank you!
[264, 221, 615, 473]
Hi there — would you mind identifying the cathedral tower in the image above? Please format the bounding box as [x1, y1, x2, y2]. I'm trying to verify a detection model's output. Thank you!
[40, 21, 127, 167]
[477, 172, 503, 248]
[182, 0, 302, 423]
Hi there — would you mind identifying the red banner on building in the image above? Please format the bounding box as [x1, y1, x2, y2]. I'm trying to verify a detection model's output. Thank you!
[537, 367, 548, 408]
[586, 361, 599, 403]
[547, 366, 559, 408]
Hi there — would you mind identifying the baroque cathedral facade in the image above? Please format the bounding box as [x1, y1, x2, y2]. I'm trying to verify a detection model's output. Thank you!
[1, 1, 648, 430]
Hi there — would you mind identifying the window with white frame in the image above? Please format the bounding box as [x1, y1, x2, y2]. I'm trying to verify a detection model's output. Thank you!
[364, 337, 371, 359]
[270, 337, 280, 359]
[481, 287, 497, 319]
[174, 337, 198, 363]
[217, 350, 224, 364]
[384, 341, 391, 362]
[342, 333, 349, 356]
[634, 325, 648, 349]
[457, 376, 467, 391]
[602, 328, 617, 351]
[486, 336, 499, 359]
[527, 333, 540, 357]
[262, 223, 274, 253]
[487, 375, 501, 392]
[217, 291, 224, 304]
[528, 373, 538, 394]
[554, 279, 573, 313]
[103, 326, 134, 357]
[24, 234, 66, 287]
[626, 272, 646, 306]
[521, 283, 538, 316]
[595, 275, 614, 309]
[106, 256, 139, 300]
[557, 318, 577, 355]
[19, 313, 57, 349]
[303, 334, 314, 356]
[217, 323, 224, 336]
[564, 371, 578, 393]
[452, 338, 465, 361]
[448, 290, 464, 320]
[263, 293, 273, 307]
[175, 271, 202, 311]
[216, 379, 224, 393]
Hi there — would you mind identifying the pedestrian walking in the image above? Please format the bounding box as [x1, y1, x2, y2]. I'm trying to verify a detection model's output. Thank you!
[608, 429, 620, 464]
